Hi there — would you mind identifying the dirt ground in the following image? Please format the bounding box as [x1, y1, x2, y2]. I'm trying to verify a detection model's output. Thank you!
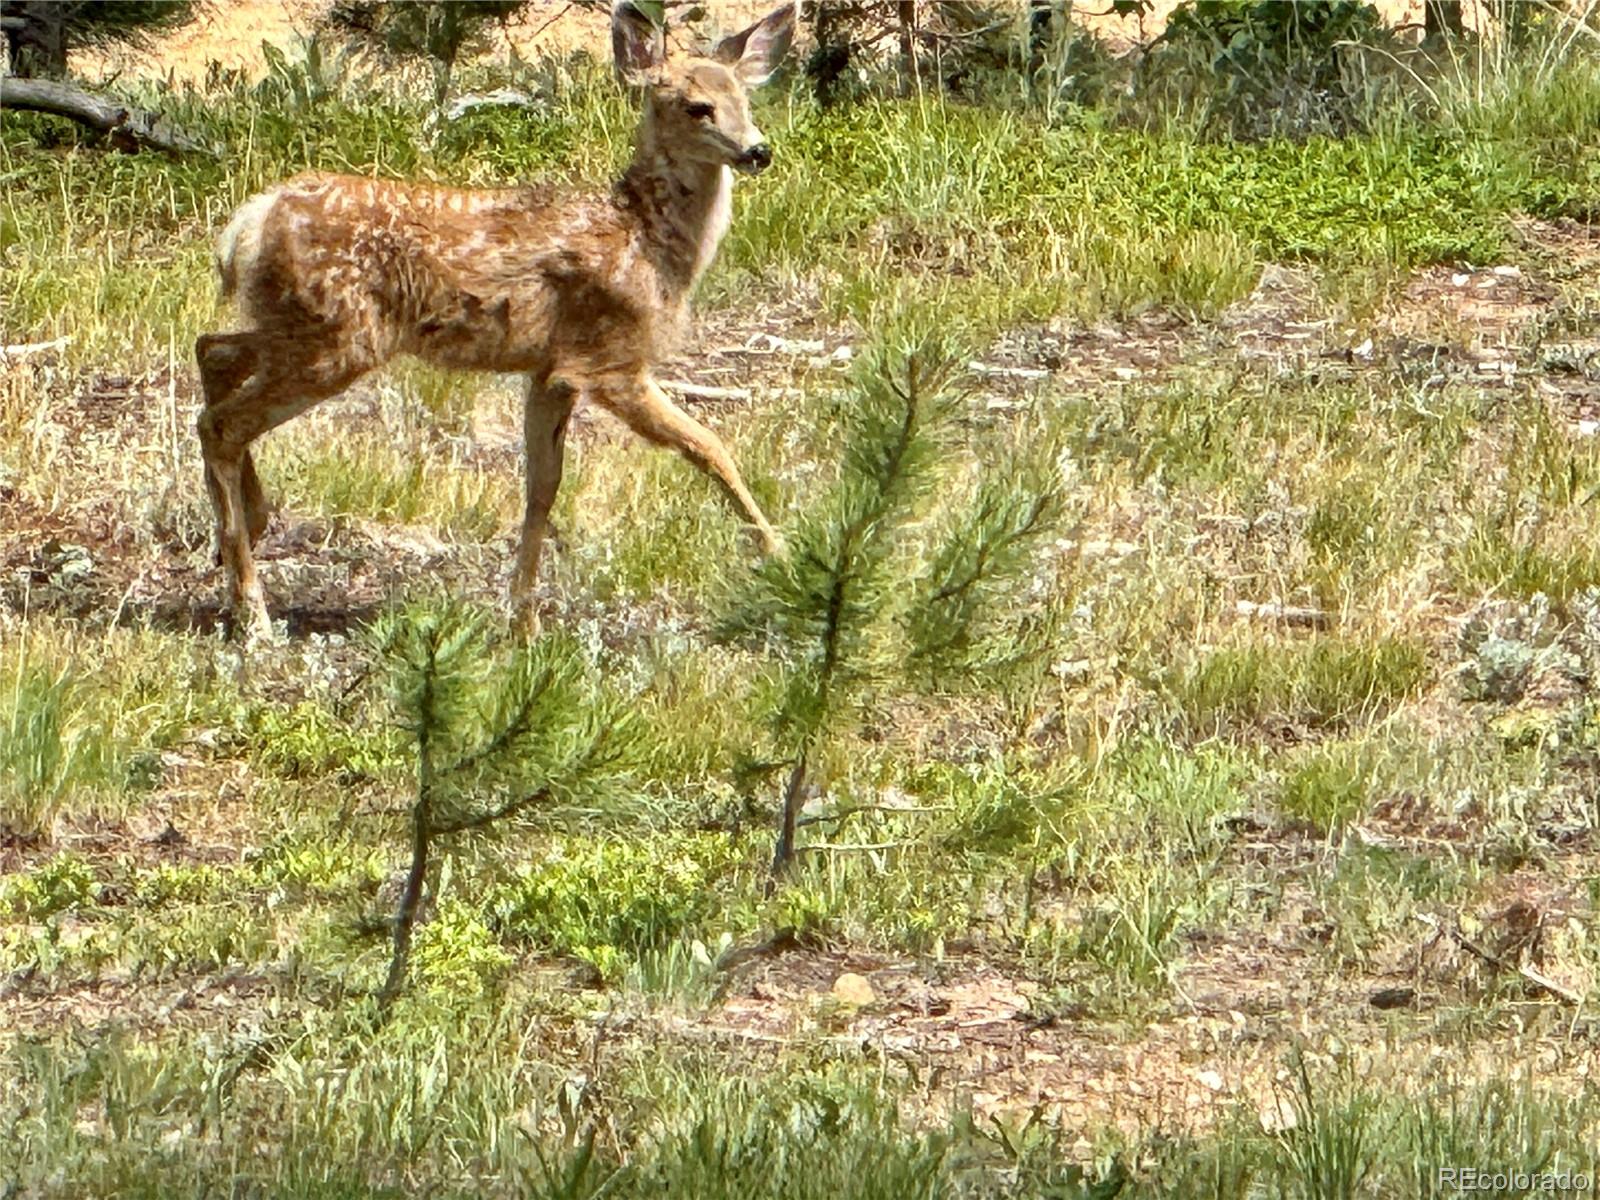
[70, 0, 1504, 85]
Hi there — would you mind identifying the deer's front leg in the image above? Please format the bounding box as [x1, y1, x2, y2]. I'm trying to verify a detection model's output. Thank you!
[510, 375, 579, 639]
[595, 374, 781, 556]
[196, 334, 272, 642]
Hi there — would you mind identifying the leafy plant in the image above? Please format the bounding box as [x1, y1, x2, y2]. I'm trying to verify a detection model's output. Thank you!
[1143, 0, 1399, 139]
[1457, 594, 1578, 705]
[0, 853, 99, 920]
[488, 833, 738, 979]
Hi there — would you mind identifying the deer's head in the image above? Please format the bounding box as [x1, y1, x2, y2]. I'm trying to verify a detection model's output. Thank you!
[613, 2, 795, 176]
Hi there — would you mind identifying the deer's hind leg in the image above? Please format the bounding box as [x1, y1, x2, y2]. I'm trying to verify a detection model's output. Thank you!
[195, 329, 376, 641]
[592, 373, 780, 555]
[197, 333, 271, 550]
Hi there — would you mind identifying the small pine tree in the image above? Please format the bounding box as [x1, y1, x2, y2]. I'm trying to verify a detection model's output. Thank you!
[905, 448, 1063, 687]
[324, 0, 528, 107]
[2, 1, 201, 79]
[721, 331, 1064, 876]
[368, 598, 632, 1008]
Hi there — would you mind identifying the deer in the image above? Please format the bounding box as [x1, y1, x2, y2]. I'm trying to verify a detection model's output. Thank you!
[194, 1, 794, 642]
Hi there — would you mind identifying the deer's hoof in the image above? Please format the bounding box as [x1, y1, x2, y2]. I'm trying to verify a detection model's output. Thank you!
[234, 598, 276, 647]
[509, 601, 543, 643]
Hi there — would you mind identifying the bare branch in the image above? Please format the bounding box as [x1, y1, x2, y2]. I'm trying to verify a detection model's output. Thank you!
[661, 380, 754, 403]
[0, 77, 217, 156]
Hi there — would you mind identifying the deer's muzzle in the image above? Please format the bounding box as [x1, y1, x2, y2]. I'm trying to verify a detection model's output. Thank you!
[735, 143, 773, 175]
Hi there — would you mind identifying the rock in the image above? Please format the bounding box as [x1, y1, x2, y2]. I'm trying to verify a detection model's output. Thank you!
[831, 972, 876, 1007]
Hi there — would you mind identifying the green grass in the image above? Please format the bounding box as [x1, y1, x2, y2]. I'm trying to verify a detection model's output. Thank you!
[265, 434, 515, 540]
[6, 44, 1598, 371]
[0, 624, 220, 834]
[6, 1013, 1594, 1198]
[1170, 635, 1431, 735]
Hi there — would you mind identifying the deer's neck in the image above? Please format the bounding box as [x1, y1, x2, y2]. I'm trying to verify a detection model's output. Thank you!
[619, 139, 733, 302]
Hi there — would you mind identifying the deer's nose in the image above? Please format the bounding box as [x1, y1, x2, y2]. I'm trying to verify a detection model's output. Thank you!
[738, 143, 772, 174]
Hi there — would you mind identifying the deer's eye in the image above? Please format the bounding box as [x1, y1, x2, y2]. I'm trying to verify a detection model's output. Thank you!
[686, 101, 715, 120]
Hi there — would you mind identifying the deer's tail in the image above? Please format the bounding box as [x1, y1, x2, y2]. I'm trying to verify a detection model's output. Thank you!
[215, 190, 279, 301]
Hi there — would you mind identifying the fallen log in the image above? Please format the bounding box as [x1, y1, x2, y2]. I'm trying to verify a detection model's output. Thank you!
[0, 76, 217, 157]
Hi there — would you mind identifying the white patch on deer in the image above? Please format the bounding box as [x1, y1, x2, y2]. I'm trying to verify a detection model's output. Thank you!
[214, 189, 282, 318]
[694, 165, 734, 281]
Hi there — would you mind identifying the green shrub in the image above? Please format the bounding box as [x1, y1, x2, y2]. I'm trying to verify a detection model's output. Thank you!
[488, 834, 741, 976]
[247, 699, 403, 781]
[1, 854, 100, 920]
[409, 900, 512, 1002]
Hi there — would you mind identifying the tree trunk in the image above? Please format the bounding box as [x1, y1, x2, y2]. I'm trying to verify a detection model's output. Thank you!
[805, 2, 851, 106]
[379, 785, 432, 1009]
[0, 76, 217, 155]
[1423, 0, 1462, 39]
[897, 0, 919, 95]
[380, 685, 437, 1011]
[1027, 0, 1056, 73]
[3, 1, 67, 78]
[768, 751, 809, 886]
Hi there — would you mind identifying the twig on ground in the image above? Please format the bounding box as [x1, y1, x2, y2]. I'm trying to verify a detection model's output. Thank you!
[661, 380, 754, 402]
[796, 803, 946, 828]
[0, 335, 72, 362]
[1415, 912, 1584, 1005]
[795, 841, 906, 854]
[967, 361, 1050, 381]
[1235, 599, 1332, 630]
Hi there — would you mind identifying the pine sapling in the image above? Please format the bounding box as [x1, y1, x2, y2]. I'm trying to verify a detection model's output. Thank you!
[722, 332, 1066, 878]
[369, 599, 631, 1009]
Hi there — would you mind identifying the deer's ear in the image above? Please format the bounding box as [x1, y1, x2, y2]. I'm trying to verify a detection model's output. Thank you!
[712, 3, 794, 88]
[612, 1, 665, 86]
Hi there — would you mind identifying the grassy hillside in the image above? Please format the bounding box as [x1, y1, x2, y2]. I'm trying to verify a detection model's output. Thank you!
[3, 22, 1600, 1197]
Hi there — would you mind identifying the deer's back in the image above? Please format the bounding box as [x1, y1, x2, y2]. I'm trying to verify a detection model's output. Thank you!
[219, 172, 667, 374]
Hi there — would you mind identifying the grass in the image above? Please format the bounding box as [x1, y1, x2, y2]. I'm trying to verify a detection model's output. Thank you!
[4, 13, 1600, 1197]
[268, 434, 515, 541]
[0, 622, 221, 834]
[5, 1015, 1595, 1198]
[5, 36, 1599, 371]
[1169, 634, 1431, 735]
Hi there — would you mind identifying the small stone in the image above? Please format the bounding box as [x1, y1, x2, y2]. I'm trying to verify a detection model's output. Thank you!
[831, 972, 876, 1007]
[1260, 1095, 1299, 1134]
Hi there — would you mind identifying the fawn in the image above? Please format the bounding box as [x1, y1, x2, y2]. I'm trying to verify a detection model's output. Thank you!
[195, 1, 793, 641]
